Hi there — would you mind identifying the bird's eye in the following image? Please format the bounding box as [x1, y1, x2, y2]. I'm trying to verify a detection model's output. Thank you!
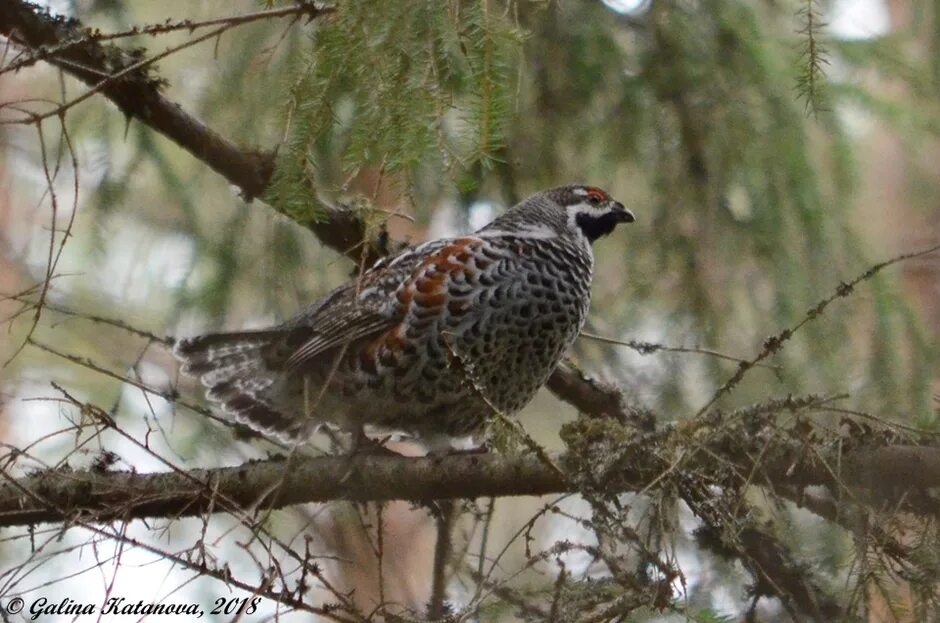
[585, 189, 607, 205]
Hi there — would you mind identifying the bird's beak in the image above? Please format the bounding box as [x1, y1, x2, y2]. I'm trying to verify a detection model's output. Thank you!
[613, 202, 635, 223]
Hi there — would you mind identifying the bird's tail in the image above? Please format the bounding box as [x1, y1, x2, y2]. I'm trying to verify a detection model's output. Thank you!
[173, 330, 308, 441]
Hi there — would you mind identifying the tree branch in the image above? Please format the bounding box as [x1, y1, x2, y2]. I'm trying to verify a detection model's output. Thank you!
[0, 453, 563, 527]
[0, 1, 295, 200]
[546, 362, 652, 429]
[0, 442, 936, 529]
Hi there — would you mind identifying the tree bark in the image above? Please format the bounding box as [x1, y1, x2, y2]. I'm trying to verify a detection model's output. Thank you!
[0, 442, 936, 528]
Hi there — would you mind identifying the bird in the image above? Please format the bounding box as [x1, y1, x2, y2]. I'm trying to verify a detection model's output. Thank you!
[173, 184, 634, 448]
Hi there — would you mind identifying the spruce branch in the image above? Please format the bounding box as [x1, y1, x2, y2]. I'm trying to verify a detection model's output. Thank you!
[0, 0, 390, 267]
[0, 1, 304, 201]
[796, 0, 831, 116]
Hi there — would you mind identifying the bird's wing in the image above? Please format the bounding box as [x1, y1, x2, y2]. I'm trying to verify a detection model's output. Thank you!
[283, 239, 451, 370]
[283, 303, 388, 370]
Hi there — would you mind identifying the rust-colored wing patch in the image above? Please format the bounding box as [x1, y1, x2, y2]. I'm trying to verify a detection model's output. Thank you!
[359, 237, 484, 375]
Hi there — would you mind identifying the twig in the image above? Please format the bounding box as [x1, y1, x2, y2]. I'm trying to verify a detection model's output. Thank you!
[695, 243, 940, 417]
[0, 3, 332, 77]
[579, 331, 780, 370]
[6, 293, 171, 345]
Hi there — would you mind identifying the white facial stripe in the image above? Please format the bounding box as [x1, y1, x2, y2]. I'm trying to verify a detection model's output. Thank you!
[566, 202, 611, 224]
[478, 223, 556, 239]
[582, 205, 613, 217]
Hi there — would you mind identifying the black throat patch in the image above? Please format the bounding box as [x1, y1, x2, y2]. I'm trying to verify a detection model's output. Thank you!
[575, 212, 621, 243]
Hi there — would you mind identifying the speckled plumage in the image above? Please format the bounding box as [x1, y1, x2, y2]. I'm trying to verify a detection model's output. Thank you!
[174, 185, 634, 444]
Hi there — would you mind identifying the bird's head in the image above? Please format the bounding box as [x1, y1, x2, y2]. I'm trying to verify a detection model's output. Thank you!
[546, 184, 635, 243]
[480, 184, 634, 245]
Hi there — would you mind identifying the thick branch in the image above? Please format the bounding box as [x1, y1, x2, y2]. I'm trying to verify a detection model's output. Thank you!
[0, 1, 396, 267]
[0, 453, 562, 527]
[773, 443, 940, 513]
[0, 443, 936, 529]
[546, 362, 652, 429]
[693, 516, 843, 620]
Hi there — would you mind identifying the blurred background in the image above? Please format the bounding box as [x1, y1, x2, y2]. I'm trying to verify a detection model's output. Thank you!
[1, 0, 938, 621]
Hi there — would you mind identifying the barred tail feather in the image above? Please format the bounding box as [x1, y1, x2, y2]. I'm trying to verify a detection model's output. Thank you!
[173, 331, 308, 442]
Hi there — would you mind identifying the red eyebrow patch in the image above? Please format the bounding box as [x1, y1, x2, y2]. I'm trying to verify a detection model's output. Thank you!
[586, 187, 609, 202]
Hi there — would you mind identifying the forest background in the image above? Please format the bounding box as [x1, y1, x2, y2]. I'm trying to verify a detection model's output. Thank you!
[0, 0, 939, 621]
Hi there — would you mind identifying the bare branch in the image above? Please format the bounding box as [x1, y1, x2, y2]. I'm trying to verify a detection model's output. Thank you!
[776, 444, 940, 495]
[0, 440, 936, 530]
[546, 362, 652, 428]
[0, 453, 562, 528]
